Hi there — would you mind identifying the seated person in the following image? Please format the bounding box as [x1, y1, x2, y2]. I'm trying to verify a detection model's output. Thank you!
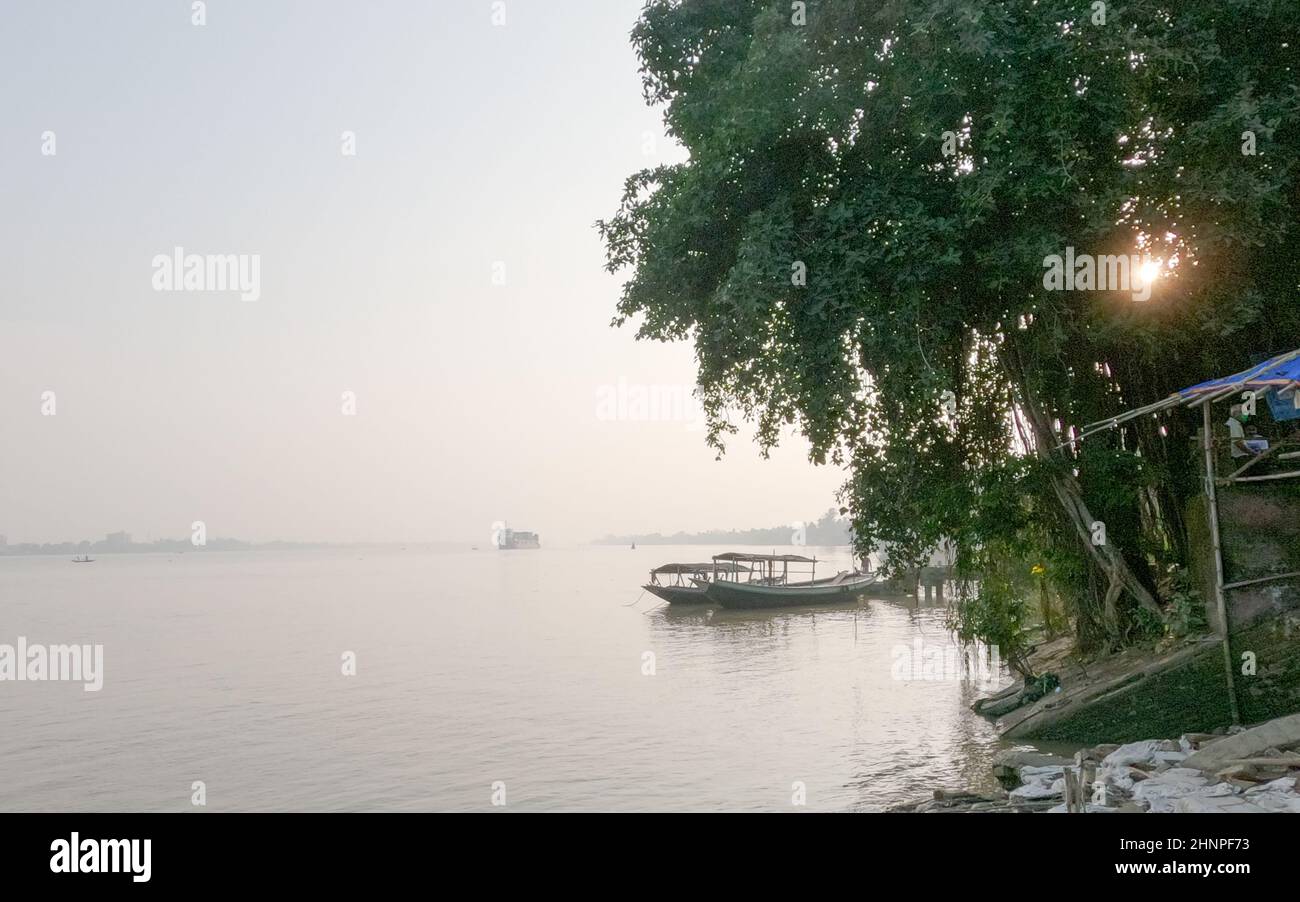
[1225, 406, 1250, 459]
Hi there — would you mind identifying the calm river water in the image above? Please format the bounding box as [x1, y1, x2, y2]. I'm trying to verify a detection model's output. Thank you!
[0, 545, 1016, 811]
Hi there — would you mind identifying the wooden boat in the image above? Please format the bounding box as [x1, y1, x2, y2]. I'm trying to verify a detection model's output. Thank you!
[643, 561, 749, 605]
[703, 552, 878, 609]
[71, 555, 95, 563]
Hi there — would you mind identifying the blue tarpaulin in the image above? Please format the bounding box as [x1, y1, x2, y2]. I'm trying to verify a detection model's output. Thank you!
[1178, 349, 1300, 421]
[1072, 348, 1300, 444]
[1266, 390, 1300, 422]
[1179, 350, 1300, 396]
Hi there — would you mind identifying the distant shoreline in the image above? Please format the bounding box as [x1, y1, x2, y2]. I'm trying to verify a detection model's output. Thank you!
[592, 539, 854, 547]
[593, 513, 853, 548]
[0, 540, 470, 557]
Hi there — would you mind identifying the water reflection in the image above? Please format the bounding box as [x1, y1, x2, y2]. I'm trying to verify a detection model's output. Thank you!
[642, 585, 1013, 810]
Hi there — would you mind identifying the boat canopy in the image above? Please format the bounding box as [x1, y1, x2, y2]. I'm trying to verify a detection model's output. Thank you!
[712, 552, 816, 563]
[651, 562, 750, 574]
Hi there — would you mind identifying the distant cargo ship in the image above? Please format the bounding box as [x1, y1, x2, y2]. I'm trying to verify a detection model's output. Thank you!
[496, 528, 540, 550]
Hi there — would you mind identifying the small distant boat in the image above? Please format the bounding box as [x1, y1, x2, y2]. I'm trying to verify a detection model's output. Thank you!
[703, 552, 877, 609]
[643, 561, 750, 605]
[631, 542, 636, 550]
[71, 555, 95, 563]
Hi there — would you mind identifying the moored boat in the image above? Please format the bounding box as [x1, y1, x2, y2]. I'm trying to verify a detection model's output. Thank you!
[703, 552, 877, 609]
[643, 561, 749, 605]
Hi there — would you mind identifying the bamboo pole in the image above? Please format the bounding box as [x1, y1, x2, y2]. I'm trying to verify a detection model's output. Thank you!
[1223, 570, 1300, 591]
[1220, 469, 1300, 484]
[1202, 403, 1241, 726]
[1225, 443, 1285, 479]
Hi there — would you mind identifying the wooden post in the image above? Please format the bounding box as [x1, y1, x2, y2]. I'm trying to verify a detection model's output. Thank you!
[1081, 762, 1096, 810]
[1062, 768, 1079, 813]
[1202, 402, 1242, 727]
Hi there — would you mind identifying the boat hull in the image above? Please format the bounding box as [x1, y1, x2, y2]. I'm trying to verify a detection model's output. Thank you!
[643, 583, 711, 605]
[705, 575, 877, 609]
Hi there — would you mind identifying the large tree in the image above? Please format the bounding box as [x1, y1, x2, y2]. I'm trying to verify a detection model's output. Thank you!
[601, 0, 1300, 654]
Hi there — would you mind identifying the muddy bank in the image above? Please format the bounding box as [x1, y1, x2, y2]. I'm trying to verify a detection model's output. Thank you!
[969, 599, 1300, 743]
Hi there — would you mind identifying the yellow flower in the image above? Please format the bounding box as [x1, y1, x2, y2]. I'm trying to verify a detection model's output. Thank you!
[1031, 564, 1046, 575]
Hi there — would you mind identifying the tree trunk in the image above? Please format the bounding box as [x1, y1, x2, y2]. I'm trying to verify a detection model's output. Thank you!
[1000, 344, 1164, 641]
[1042, 463, 1162, 621]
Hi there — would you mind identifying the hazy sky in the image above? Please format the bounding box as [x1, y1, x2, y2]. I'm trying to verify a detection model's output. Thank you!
[0, 1, 845, 545]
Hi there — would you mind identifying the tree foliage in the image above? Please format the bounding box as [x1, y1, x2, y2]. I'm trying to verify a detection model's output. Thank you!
[600, 0, 1300, 652]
